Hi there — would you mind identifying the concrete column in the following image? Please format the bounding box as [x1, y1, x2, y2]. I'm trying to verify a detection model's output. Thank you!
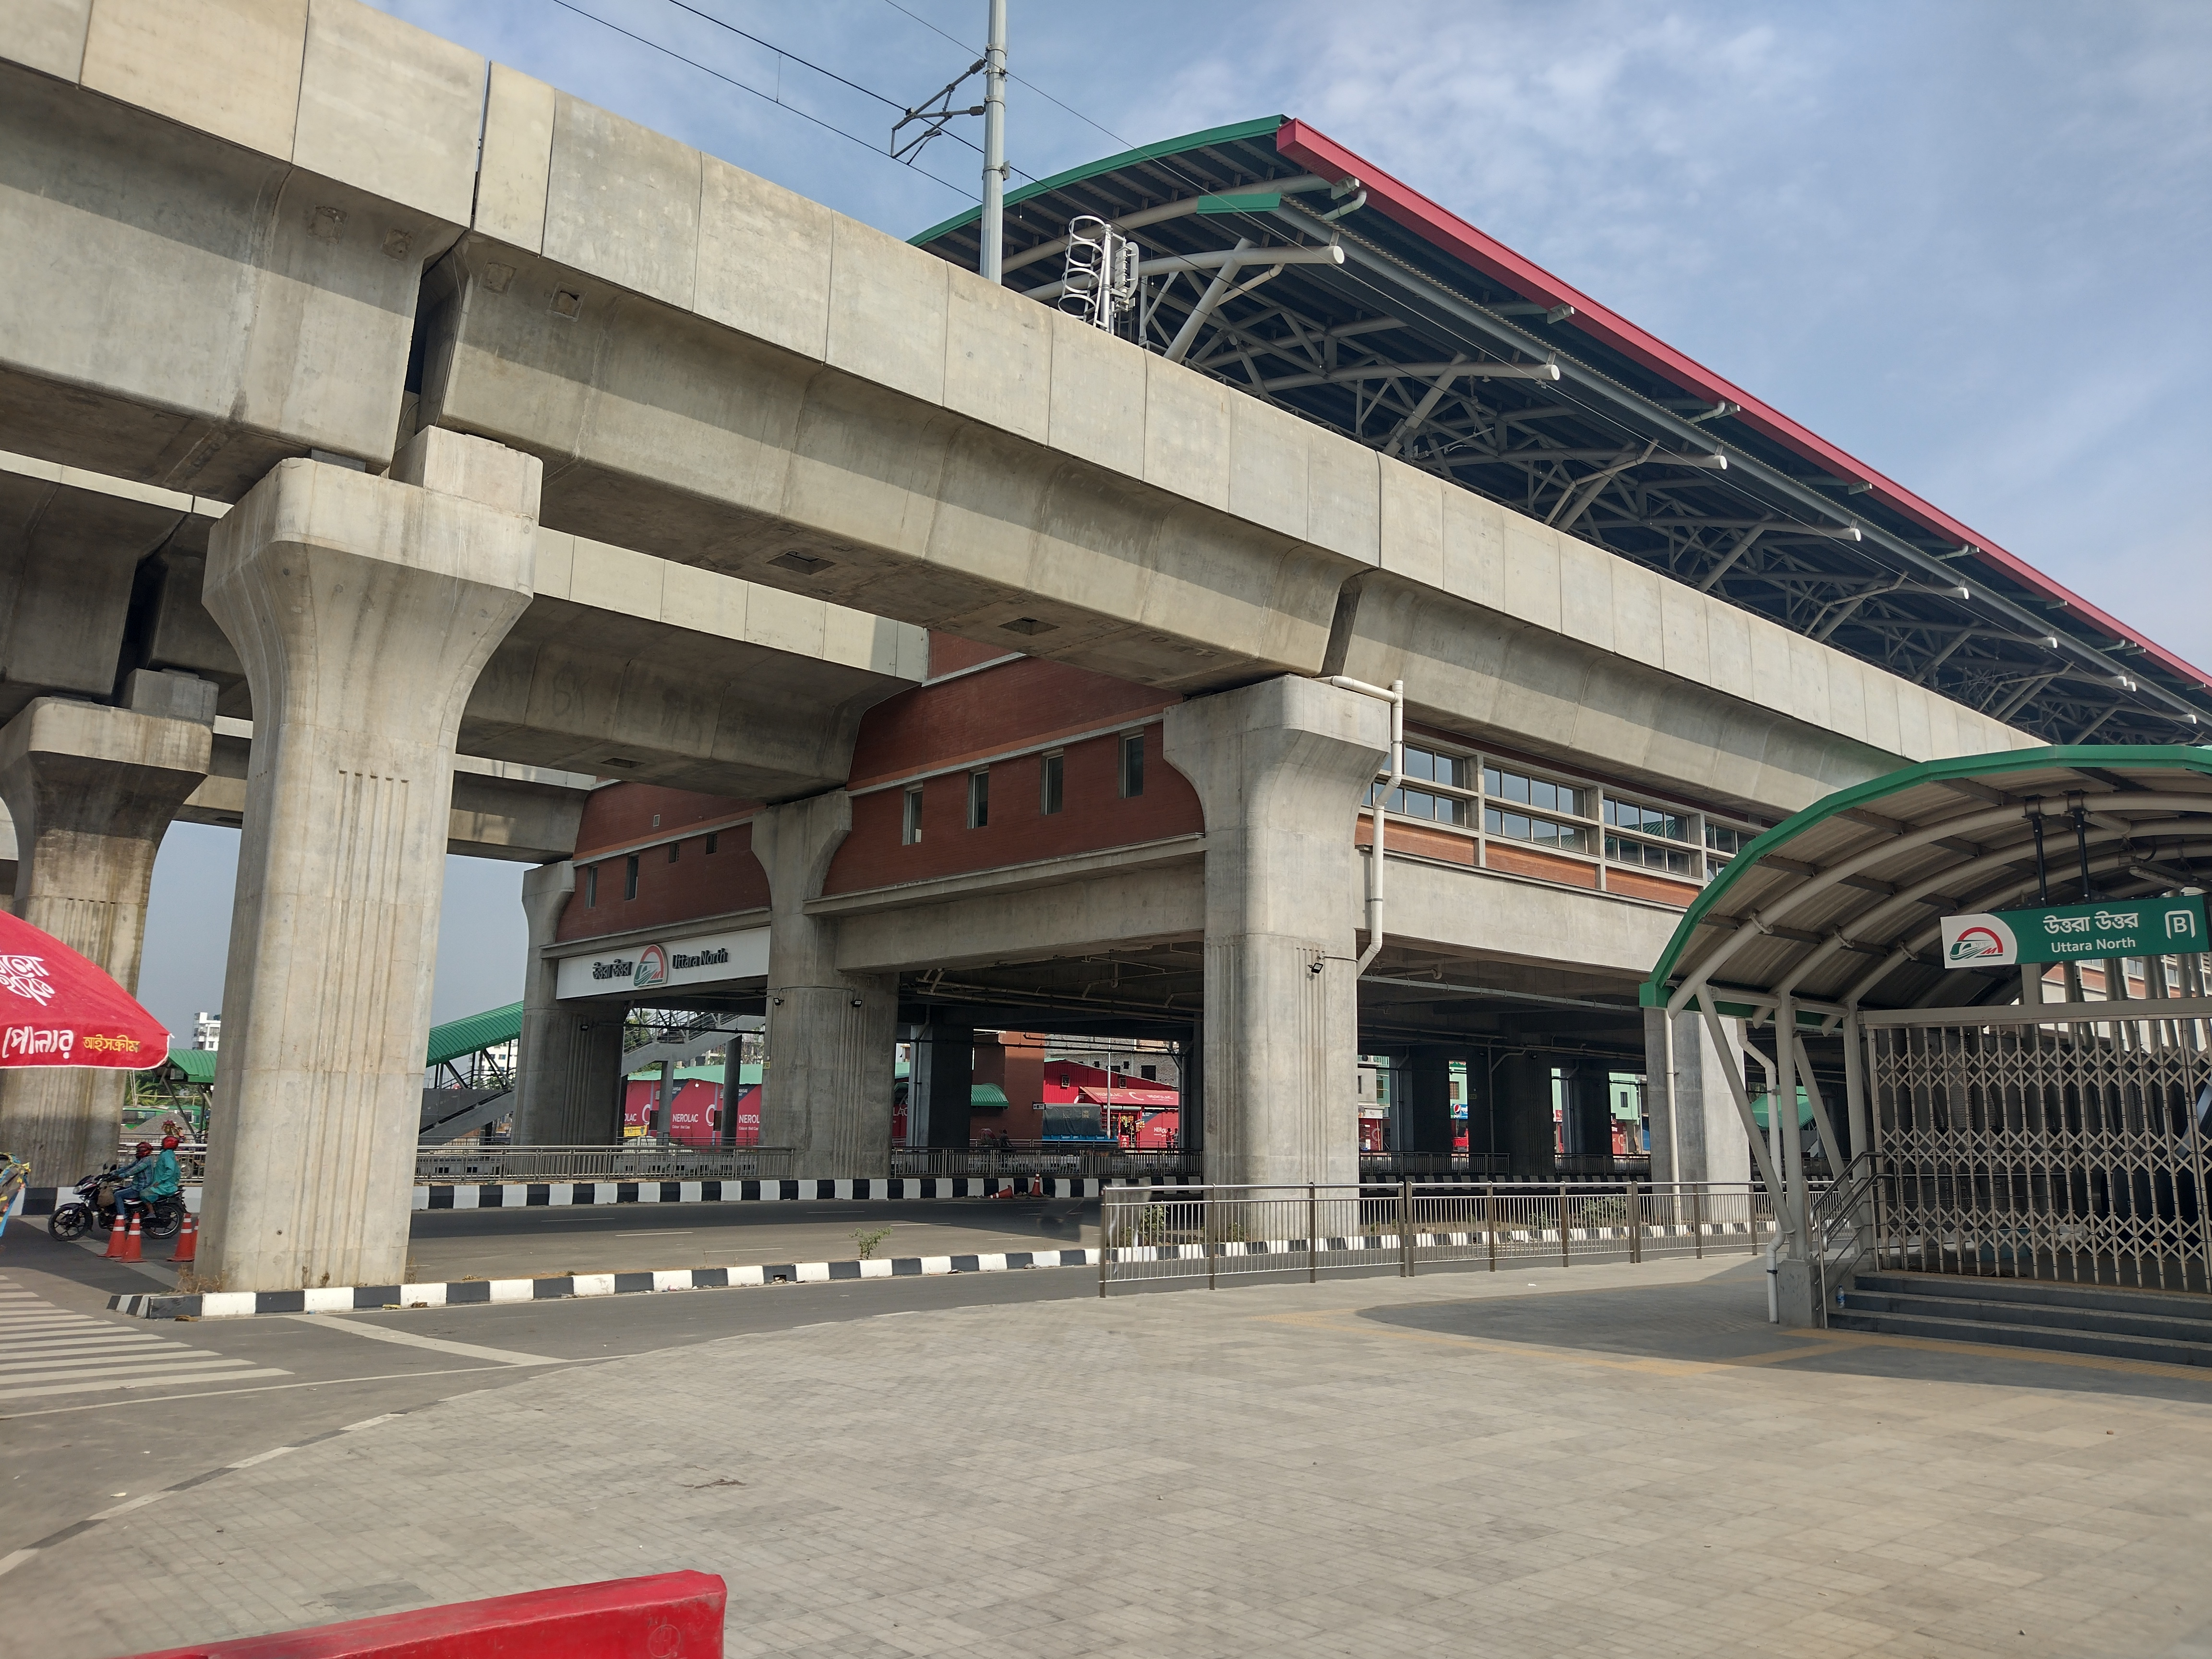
[911, 1022, 974, 1149]
[1561, 1063, 1613, 1165]
[0, 684, 213, 1179]
[1401, 1046, 1457, 1156]
[1644, 1007, 1751, 1188]
[754, 792, 896, 1176]
[1178, 1024, 1203, 1153]
[1163, 677, 1389, 1189]
[195, 433, 539, 1293]
[1496, 1051, 1559, 1180]
[511, 862, 624, 1145]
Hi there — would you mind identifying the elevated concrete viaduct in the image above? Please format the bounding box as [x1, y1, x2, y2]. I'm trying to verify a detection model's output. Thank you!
[0, 0, 2051, 1288]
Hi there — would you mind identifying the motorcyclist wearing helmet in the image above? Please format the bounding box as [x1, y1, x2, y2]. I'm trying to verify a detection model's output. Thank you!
[113, 1137, 181, 1216]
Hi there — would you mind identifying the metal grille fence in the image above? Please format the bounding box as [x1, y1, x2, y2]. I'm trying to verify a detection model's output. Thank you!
[1871, 1010, 2212, 1292]
[413, 1144, 799, 1184]
[1099, 1182, 1775, 1292]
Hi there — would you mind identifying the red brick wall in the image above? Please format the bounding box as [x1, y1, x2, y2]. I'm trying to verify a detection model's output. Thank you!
[825, 723, 1201, 895]
[558, 820, 769, 943]
[847, 656, 1177, 790]
[1357, 819, 1478, 866]
[926, 629, 1012, 678]
[572, 783, 755, 857]
[1484, 842, 1600, 890]
[1606, 867, 1700, 907]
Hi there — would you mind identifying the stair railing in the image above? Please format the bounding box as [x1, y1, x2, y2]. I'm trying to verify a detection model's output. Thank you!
[1810, 1151, 1877, 1327]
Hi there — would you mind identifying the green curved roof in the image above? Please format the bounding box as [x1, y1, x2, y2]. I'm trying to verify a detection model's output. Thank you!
[909, 116, 1285, 248]
[423, 1002, 525, 1069]
[1641, 745, 2212, 1015]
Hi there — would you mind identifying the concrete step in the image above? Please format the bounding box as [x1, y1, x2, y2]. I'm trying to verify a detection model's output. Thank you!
[1852, 1271, 2212, 1328]
[1827, 1304, 2212, 1369]
[1840, 1286, 2212, 1346]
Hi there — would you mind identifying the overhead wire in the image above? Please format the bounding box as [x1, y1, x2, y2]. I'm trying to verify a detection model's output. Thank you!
[544, 0, 979, 200]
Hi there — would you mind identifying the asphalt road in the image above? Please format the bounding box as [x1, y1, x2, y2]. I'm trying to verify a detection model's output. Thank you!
[0, 1211, 1105, 1565]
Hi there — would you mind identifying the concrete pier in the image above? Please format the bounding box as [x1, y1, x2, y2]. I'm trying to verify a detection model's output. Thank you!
[1644, 1007, 1752, 1188]
[754, 792, 896, 1176]
[0, 686, 212, 1179]
[1165, 677, 1389, 1189]
[510, 860, 623, 1145]
[1399, 1046, 1458, 1156]
[195, 433, 539, 1292]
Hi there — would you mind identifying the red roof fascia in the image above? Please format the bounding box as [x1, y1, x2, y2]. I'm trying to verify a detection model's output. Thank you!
[1274, 119, 2209, 696]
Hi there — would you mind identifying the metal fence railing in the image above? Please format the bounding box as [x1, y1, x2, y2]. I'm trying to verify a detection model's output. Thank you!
[890, 1147, 1199, 1182]
[414, 1144, 800, 1184]
[1099, 1181, 1776, 1292]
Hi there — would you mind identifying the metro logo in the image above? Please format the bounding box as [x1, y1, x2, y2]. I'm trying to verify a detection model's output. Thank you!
[634, 944, 668, 990]
[1938, 913, 2018, 968]
[1948, 926, 2008, 963]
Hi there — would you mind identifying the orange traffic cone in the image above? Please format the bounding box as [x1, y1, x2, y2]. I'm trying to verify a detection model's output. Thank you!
[117, 1214, 143, 1263]
[168, 1211, 198, 1264]
[102, 1212, 130, 1258]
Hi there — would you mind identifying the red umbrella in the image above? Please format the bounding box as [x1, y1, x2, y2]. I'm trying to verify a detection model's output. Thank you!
[0, 908, 168, 1069]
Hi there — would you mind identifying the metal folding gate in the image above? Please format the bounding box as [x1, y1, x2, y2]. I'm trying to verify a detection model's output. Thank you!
[1869, 1008, 2212, 1292]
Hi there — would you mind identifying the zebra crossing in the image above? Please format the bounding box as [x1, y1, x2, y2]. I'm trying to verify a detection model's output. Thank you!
[0, 1276, 290, 1403]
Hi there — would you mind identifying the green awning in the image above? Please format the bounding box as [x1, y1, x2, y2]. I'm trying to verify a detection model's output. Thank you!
[970, 1083, 1010, 1110]
[424, 1001, 525, 1069]
[165, 1047, 217, 1086]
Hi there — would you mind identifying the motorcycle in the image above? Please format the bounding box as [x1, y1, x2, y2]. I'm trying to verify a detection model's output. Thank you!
[47, 1165, 185, 1242]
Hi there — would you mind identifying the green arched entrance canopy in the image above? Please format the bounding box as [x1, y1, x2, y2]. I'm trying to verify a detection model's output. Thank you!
[1642, 745, 2212, 1024]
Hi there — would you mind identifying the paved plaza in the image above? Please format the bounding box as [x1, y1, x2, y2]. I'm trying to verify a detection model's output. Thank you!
[13, 1253, 2212, 1658]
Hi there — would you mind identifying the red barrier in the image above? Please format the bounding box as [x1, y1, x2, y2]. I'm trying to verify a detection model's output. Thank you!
[120, 1571, 724, 1658]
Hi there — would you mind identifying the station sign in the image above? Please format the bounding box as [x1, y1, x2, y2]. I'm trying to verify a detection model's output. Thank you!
[556, 925, 769, 999]
[1940, 896, 2206, 969]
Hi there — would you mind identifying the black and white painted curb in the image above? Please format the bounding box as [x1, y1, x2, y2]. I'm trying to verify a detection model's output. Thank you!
[109, 1248, 1102, 1320]
[24, 1174, 1201, 1217]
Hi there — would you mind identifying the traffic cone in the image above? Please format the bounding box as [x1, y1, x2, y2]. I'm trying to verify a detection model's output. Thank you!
[117, 1214, 143, 1263]
[168, 1211, 198, 1264]
[103, 1213, 130, 1258]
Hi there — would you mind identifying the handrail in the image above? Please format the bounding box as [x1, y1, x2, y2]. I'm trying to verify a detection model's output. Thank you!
[1809, 1151, 1877, 1324]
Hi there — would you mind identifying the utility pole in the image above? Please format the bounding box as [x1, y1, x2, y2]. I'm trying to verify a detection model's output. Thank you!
[979, 0, 1008, 283]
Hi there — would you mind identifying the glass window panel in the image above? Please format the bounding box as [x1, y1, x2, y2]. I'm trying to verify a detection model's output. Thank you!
[1402, 746, 1435, 783]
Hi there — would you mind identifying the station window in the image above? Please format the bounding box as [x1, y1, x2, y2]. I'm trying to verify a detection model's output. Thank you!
[1604, 833, 1696, 875]
[624, 854, 639, 900]
[1118, 732, 1145, 798]
[1483, 765, 1587, 819]
[1602, 796, 1696, 877]
[1705, 823, 1745, 863]
[1040, 751, 1064, 816]
[668, 841, 680, 863]
[1483, 806, 1589, 854]
[1370, 741, 1475, 826]
[902, 784, 924, 845]
[1603, 797, 1691, 842]
[967, 769, 989, 829]
[585, 864, 598, 907]
[705, 832, 718, 854]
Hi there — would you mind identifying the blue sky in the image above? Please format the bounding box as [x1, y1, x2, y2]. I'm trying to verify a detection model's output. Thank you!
[133, 0, 2212, 1040]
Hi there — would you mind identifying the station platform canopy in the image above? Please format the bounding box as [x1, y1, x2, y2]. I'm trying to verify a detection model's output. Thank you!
[913, 119, 2210, 748]
[1639, 745, 2212, 1019]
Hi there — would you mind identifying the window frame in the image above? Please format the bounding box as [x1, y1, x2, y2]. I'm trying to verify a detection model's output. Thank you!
[902, 784, 924, 845]
[584, 864, 598, 907]
[967, 768, 989, 830]
[1118, 731, 1145, 798]
[1039, 749, 1064, 816]
[623, 854, 639, 901]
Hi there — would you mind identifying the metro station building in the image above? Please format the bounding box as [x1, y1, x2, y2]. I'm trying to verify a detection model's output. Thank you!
[2, 7, 2206, 1291]
[515, 120, 2209, 1185]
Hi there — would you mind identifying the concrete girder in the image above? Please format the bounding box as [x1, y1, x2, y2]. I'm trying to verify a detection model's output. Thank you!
[417, 233, 1365, 694]
[174, 718, 590, 865]
[0, 0, 497, 493]
[1328, 559, 2034, 824]
[114, 482, 927, 801]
